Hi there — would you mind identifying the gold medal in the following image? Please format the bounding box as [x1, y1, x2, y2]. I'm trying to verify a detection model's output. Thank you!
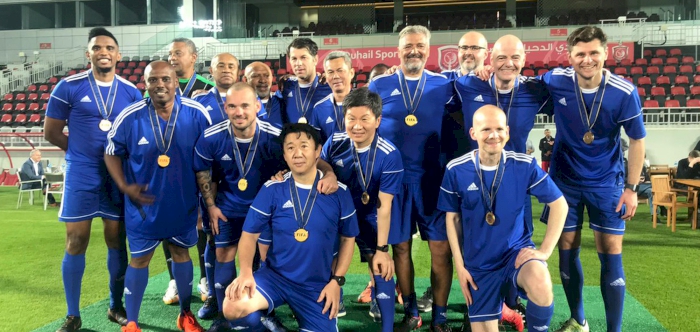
[157, 155, 170, 167]
[99, 119, 112, 132]
[238, 178, 248, 191]
[485, 211, 496, 225]
[298, 116, 308, 124]
[361, 192, 370, 205]
[294, 228, 309, 242]
[583, 131, 594, 144]
[404, 114, 418, 126]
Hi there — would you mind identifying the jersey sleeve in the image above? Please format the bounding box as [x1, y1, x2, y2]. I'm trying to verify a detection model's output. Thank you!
[105, 112, 131, 157]
[320, 136, 333, 164]
[257, 96, 267, 118]
[129, 86, 144, 102]
[46, 80, 72, 121]
[379, 150, 404, 196]
[526, 159, 562, 204]
[618, 93, 646, 140]
[337, 186, 359, 237]
[368, 79, 378, 93]
[193, 132, 215, 172]
[437, 167, 461, 213]
[243, 184, 275, 234]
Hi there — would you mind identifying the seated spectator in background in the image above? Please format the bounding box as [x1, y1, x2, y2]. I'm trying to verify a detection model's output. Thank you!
[20, 149, 57, 206]
[676, 150, 700, 181]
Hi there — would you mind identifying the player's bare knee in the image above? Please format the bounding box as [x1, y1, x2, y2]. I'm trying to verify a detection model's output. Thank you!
[129, 255, 151, 269]
[65, 231, 90, 254]
[523, 272, 553, 305]
[222, 298, 250, 320]
[169, 246, 191, 263]
[102, 220, 124, 249]
[428, 240, 452, 259]
[392, 241, 410, 257]
[216, 245, 237, 263]
[557, 231, 580, 250]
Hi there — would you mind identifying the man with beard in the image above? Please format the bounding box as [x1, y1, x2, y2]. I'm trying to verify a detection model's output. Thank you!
[369, 25, 455, 332]
[194, 82, 285, 332]
[269, 38, 332, 127]
[310, 51, 356, 143]
[245, 61, 281, 121]
[45, 27, 142, 332]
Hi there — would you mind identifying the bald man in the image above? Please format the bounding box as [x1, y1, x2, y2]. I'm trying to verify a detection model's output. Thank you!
[245, 61, 281, 123]
[438, 105, 566, 332]
[443, 31, 489, 81]
[105, 60, 212, 332]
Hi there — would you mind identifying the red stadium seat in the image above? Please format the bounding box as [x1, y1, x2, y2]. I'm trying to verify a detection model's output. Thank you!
[655, 76, 671, 86]
[666, 57, 679, 65]
[128, 75, 139, 83]
[691, 86, 700, 97]
[3, 93, 13, 102]
[650, 58, 663, 66]
[38, 85, 49, 92]
[14, 103, 26, 112]
[655, 49, 667, 58]
[687, 99, 700, 107]
[127, 61, 137, 68]
[675, 75, 690, 87]
[637, 87, 646, 98]
[650, 86, 666, 96]
[40, 93, 50, 101]
[623, 77, 633, 84]
[695, 75, 700, 85]
[647, 66, 660, 75]
[277, 69, 287, 75]
[355, 73, 367, 83]
[41, 103, 47, 111]
[521, 69, 534, 76]
[680, 65, 693, 74]
[28, 113, 41, 124]
[48, 77, 58, 84]
[27, 93, 38, 102]
[270, 85, 279, 93]
[27, 85, 37, 92]
[630, 67, 644, 75]
[117, 62, 126, 68]
[138, 61, 147, 68]
[634, 58, 648, 66]
[14, 114, 27, 125]
[28, 103, 39, 112]
[643, 50, 652, 58]
[614, 67, 627, 75]
[123, 68, 132, 75]
[637, 76, 652, 86]
[682, 56, 695, 65]
[2, 103, 12, 112]
[664, 99, 680, 108]
[133, 68, 143, 75]
[68, 70, 77, 76]
[670, 48, 682, 57]
[136, 83, 145, 91]
[663, 66, 677, 74]
[15, 93, 26, 102]
[671, 86, 686, 97]
[643, 100, 659, 108]
[1, 113, 12, 124]
[548, 60, 560, 68]
[538, 69, 549, 76]
[619, 59, 631, 67]
[605, 59, 617, 67]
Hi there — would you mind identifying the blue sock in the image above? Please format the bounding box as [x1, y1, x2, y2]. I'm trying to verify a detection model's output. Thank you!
[124, 265, 148, 324]
[432, 305, 447, 325]
[107, 248, 128, 309]
[599, 253, 625, 332]
[373, 275, 396, 332]
[62, 252, 85, 317]
[370, 285, 375, 300]
[215, 260, 237, 312]
[172, 260, 194, 313]
[204, 243, 217, 298]
[559, 248, 585, 325]
[229, 310, 266, 332]
[402, 292, 419, 317]
[526, 301, 554, 332]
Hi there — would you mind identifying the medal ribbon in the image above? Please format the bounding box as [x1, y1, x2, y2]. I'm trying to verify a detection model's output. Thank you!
[351, 133, 379, 195]
[574, 71, 607, 133]
[397, 70, 427, 116]
[229, 122, 260, 180]
[179, 72, 198, 97]
[331, 95, 345, 132]
[288, 170, 321, 230]
[294, 76, 319, 119]
[489, 74, 520, 126]
[213, 88, 227, 121]
[87, 69, 118, 120]
[474, 151, 506, 216]
[147, 99, 181, 155]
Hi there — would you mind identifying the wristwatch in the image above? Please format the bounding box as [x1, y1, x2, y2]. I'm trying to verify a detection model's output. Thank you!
[624, 183, 638, 192]
[376, 245, 389, 252]
[330, 275, 346, 286]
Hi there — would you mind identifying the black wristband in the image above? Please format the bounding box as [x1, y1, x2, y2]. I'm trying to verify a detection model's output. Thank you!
[376, 245, 389, 252]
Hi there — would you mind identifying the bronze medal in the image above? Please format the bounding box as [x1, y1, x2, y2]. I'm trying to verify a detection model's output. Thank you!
[238, 178, 248, 191]
[98, 119, 112, 132]
[404, 114, 418, 126]
[583, 131, 594, 144]
[298, 116, 308, 124]
[294, 228, 309, 242]
[361, 192, 370, 205]
[157, 155, 170, 167]
[485, 211, 496, 225]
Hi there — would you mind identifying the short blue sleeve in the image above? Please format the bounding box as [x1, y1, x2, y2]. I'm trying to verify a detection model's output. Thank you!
[193, 132, 214, 172]
[243, 184, 274, 234]
[527, 159, 562, 204]
[46, 80, 72, 121]
[437, 167, 461, 213]
[618, 93, 646, 140]
[320, 136, 333, 164]
[337, 186, 359, 237]
[379, 150, 404, 196]
[105, 113, 130, 157]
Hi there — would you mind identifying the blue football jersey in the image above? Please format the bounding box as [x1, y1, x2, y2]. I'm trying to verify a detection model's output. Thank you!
[194, 120, 284, 217]
[243, 172, 359, 287]
[368, 70, 454, 183]
[321, 132, 404, 221]
[261, 95, 283, 127]
[438, 150, 562, 271]
[455, 74, 551, 153]
[47, 70, 143, 164]
[540, 68, 646, 188]
[193, 87, 268, 125]
[105, 96, 212, 239]
[280, 76, 333, 124]
[309, 93, 346, 144]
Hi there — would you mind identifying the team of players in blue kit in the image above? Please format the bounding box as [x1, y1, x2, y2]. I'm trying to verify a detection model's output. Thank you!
[46, 22, 645, 332]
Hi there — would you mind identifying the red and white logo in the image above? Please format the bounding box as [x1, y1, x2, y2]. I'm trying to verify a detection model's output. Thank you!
[612, 44, 629, 62]
[437, 45, 460, 72]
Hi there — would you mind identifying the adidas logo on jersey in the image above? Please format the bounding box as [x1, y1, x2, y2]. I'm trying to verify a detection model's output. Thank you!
[559, 97, 567, 106]
[325, 116, 334, 124]
[222, 154, 232, 161]
[124, 287, 132, 295]
[474, 95, 484, 102]
[287, 91, 293, 98]
[205, 105, 213, 111]
[215, 283, 223, 289]
[533, 325, 549, 331]
[390, 89, 401, 96]
[80, 95, 92, 103]
[283, 200, 293, 208]
[335, 159, 344, 167]
[376, 292, 390, 300]
[138, 137, 149, 145]
[610, 278, 626, 287]
[467, 182, 479, 191]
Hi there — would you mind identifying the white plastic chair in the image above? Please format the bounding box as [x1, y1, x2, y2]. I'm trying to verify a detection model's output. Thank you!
[16, 168, 44, 209]
[44, 172, 64, 210]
